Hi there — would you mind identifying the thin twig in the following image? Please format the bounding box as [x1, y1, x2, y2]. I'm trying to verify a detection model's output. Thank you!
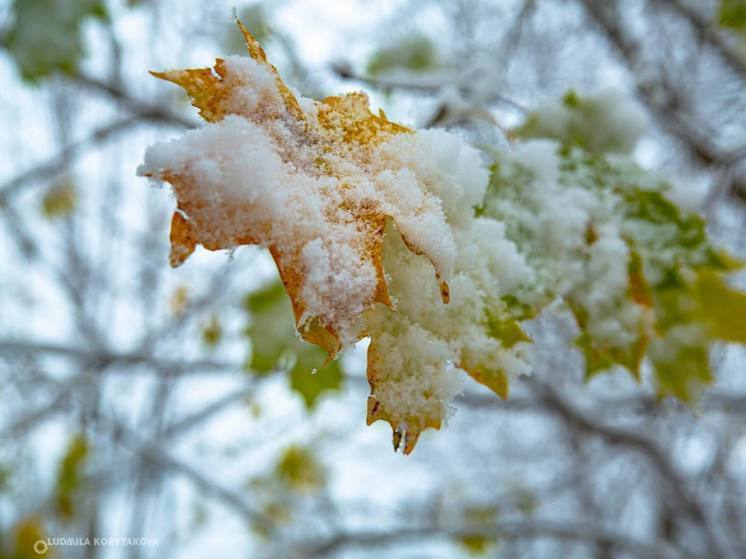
[0, 116, 143, 204]
[305, 520, 680, 559]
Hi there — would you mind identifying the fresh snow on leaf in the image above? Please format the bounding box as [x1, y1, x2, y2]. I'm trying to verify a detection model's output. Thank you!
[141, 21, 746, 454]
[513, 89, 647, 155]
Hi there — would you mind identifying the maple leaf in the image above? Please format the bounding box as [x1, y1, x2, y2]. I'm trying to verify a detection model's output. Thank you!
[140, 20, 458, 452]
[141, 21, 452, 355]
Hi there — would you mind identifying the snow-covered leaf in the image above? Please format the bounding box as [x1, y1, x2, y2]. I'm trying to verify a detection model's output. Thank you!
[142, 24, 746, 454]
[513, 89, 646, 155]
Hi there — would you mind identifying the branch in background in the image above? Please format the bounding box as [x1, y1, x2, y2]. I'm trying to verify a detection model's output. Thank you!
[305, 520, 680, 559]
[532, 379, 727, 558]
[578, 0, 746, 203]
[0, 70, 194, 207]
[459, 389, 746, 415]
[653, 0, 746, 83]
[73, 73, 195, 129]
[495, 0, 537, 74]
[20, 367, 274, 532]
[93, 405, 275, 533]
[331, 62, 528, 114]
[0, 116, 144, 204]
[0, 340, 241, 374]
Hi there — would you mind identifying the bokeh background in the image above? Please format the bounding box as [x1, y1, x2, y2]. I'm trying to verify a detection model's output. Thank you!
[2, 0, 746, 557]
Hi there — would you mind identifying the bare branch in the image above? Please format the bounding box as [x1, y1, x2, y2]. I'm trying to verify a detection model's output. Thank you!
[0, 116, 143, 204]
[652, 0, 746, 83]
[0, 340, 242, 375]
[73, 73, 195, 128]
[331, 62, 528, 114]
[532, 380, 727, 558]
[305, 520, 681, 559]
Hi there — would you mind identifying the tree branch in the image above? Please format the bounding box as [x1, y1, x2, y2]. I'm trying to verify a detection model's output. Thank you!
[305, 520, 680, 558]
[0, 340, 241, 375]
[533, 380, 727, 558]
[73, 73, 195, 129]
[0, 116, 144, 204]
[653, 0, 746, 83]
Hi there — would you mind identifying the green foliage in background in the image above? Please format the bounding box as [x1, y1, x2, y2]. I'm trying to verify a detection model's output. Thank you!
[224, 4, 273, 54]
[367, 33, 438, 76]
[486, 144, 745, 400]
[201, 316, 222, 348]
[0, 464, 11, 494]
[244, 280, 343, 408]
[54, 433, 89, 521]
[720, 0, 746, 33]
[275, 444, 326, 493]
[40, 181, 77, 219]
[513, 89, 645, 155]
[0, 517, 50, 558]
[247, 443, 327, 536]
[3, 0, 108, 81]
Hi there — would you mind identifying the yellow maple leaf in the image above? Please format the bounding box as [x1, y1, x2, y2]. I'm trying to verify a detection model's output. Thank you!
[141, 20, 456, 451]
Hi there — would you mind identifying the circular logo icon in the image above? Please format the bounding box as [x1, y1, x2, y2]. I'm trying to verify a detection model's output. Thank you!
[33, 540, 48, 555]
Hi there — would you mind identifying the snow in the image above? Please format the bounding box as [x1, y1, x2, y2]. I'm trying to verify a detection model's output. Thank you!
[138, 46, 538, 434]
[520, 88, 647, 155]
[138, 52, 475, 368]
[139, 47, 713, 440]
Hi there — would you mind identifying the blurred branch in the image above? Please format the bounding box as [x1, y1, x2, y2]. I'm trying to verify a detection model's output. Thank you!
[90, 406, 275, 533]
[0, 340, 242, 374]
[160, 384, 258, 438]
[1, 69, 195, 202]
[533, 379, 727, 558]
[0, 386, 73, 440]
[495, 0, 537, 71]
[459, 389, 746, 415]
[24, 366, 274, 532]
[331, 62, 527, 114]
[73, 73, 195, 128]
[305, 520, 679, 559]
[578, 0, 746, 204]
[653, 0, 746, 82]
[0, 116, 143, 204]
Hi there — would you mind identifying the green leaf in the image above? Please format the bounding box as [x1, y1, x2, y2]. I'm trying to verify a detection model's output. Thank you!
[244, 279, 343, 407]
[484, 305, 533, 349]
[0, 463, 12, 493]
[54, 433, 89, 521]
[41, 181, 76, 218]
[575, 329, 648, 381]
[485, 143, 746, 401]
[289, 355, 343, 408]
[696, 270, 746, 343]
[244, 280, 297, 373]
[201, 316, 222, 348]
[458, 505, 499, 555]
[719, 0, 746, 33]
[570, 250, 651, 381]
[367, 34, 438, 76]
[460, 534, 493, 555]
[651, 338, 712, 401]
[466, 367, 510, 400]
[4, 0, 108, 81]
[11, 517, 49, 559]
[274, 444, 326, 493]
[513, 89, 645, 155]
